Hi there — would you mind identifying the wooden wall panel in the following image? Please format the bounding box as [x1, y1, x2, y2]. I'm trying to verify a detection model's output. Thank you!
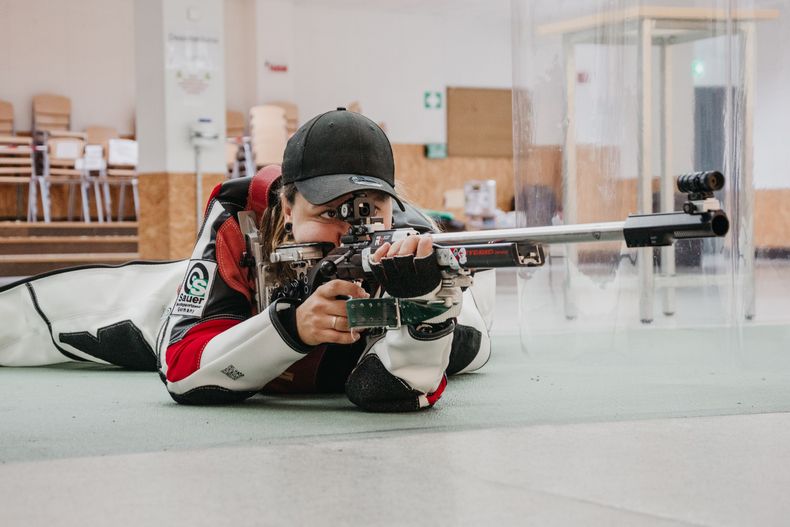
[138, 172, 225, 260]
[754, 189, 790, 248]
[519, 145, 562, 200]
[446, 87, 513, 158]
[0, 182, 138, 221]
[392, 144, 514, 218]
[516, 145, 630, 223]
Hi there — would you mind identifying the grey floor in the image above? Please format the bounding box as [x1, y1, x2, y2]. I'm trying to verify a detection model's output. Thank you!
[2, 267, 790, 526]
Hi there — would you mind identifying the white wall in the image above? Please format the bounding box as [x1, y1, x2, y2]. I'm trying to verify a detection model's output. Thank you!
[255, 0, 295, 105]
[2, 0, 786, 188]
[254, 1, 512, 144]
[0, 0, 253, 135]
[0, 0, 136, 134]
[225, 0, 258, 114]
[1, 0, 511, 144]
[135, 0, 226, 174]
[753, 3, 790, 189]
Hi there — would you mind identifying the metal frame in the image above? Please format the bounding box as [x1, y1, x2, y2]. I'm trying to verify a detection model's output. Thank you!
[556, 12, 762, 322]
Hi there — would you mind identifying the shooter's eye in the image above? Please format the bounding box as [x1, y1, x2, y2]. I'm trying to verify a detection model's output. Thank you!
[320, 209, 338, 219]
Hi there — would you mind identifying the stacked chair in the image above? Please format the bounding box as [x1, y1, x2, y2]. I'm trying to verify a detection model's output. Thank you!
[85, 126, 139, 222]
[84, 126, 120, 221]
[0, 100, 38, 221]
[249, 104, 288, 168]
[42, 135, 104, 223]
[106, 138, 140, 221]
[225, 110, 254, 179]
[0, 100, 13, 134]
[269, 101, 299, 136]
[80, 125, 141, 221]
[226, 110, 245, 138]
[29, 94, 101, 223]
[225, 103, 300, 179]
[32, 94, 75, 135]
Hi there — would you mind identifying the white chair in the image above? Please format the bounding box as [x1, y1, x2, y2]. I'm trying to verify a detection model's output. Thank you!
[102, 139, 139, 221]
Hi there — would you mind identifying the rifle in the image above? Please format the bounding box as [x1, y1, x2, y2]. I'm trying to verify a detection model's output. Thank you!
[239, 171, 729, 329]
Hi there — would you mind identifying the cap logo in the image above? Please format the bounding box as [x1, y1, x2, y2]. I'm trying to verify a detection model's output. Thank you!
[349, 175, 383, 187]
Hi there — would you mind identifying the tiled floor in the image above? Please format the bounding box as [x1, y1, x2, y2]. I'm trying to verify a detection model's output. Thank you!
[1, 265, 790, 525]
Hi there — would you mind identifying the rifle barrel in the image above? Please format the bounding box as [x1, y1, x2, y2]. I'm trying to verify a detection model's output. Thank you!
[432, 221, 626, 245]
[432, 210, 729, 248]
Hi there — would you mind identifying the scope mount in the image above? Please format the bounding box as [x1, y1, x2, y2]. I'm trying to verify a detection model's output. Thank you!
[677, 170, 725, 215]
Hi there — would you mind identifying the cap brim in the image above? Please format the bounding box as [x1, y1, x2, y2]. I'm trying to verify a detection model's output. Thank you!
[294, 174, 406, 211]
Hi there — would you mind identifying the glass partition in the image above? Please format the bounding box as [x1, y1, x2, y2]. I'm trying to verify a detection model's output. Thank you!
[511, 0, 790, 418]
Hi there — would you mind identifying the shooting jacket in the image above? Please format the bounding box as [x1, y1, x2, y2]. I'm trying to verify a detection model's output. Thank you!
[0, 169, 493, 408]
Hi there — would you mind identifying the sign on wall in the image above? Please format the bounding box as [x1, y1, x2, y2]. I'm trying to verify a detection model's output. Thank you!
[166, 32, 220, 96]
[424, 90, 443, 109]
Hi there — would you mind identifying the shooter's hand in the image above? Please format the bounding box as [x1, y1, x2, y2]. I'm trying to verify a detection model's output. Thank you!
[370, 234, 443, 298]
[295, 279, 369, 346]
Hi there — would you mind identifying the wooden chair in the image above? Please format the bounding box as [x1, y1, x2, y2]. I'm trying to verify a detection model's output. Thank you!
[225, 110, 253, 179]
[226, 110, 245, 138]
[105, 139, 139, 220]
[0, 100, 14, 135]
[269, 101, 299, 136]
[41, 137, 103, 223]
[249, 105, 288, 168]
[32, 94, 72, 134]
[0, 135, 38, 221]
[86, 126, 121, 219]
[86, 126, 119, 147]
[226, 140, 241, 179]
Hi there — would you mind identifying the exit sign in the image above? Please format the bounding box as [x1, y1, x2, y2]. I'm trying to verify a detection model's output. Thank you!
[424, 91, 442, 109]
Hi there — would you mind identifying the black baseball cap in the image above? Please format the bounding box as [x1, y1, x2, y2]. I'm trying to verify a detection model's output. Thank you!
[282, 108, 405, 210]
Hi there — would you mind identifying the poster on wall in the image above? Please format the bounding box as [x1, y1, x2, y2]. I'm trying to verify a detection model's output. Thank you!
[166, 32, 220, 97]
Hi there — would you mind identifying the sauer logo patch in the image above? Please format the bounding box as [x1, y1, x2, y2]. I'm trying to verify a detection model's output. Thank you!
[172, 260, 217, 317]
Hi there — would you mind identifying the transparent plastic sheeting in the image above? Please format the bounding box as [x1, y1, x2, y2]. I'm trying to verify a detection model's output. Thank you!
[510, 0, 790, 418]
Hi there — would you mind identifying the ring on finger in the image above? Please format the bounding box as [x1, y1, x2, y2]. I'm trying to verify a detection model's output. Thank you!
[331, 315, 338, 330]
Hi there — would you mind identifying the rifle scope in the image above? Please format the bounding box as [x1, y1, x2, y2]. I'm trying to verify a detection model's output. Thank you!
[676, 171, 724, 194]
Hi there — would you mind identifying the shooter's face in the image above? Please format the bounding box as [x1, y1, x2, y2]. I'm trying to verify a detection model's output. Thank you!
[283, 191, 393, 247]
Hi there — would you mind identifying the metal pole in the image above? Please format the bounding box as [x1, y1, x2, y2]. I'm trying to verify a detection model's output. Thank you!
[741, 22, 756, 320]
[637, 18, 655, 323]
[562, 34, 579, 320]
[195, 146, 203, 230]
[659, 42, 676, 316]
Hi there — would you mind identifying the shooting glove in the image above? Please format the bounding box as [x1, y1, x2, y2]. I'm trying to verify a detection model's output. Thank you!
[365, 251, 461, 328]
[369, 252, 443, 298]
